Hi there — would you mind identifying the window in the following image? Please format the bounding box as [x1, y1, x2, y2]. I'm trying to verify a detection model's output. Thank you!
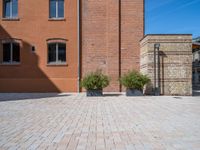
[49, 0, 64, 19]
[48, 43, 66, 64]
[1, 42, 20, 64]
[3, 0, 18, 18]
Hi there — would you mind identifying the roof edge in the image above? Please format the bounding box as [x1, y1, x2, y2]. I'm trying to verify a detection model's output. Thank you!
[140, 34, 192, 42]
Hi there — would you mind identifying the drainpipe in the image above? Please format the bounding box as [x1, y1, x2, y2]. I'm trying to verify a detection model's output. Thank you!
[154, 43, 160, 96]
[77, 0, 81, 93]
[157, 45, 161, 95]
[119, 0, 122, 92]
[154, 44, 157, 94]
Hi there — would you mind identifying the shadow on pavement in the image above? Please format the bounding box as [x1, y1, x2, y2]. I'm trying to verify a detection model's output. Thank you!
[0, 93, 70, 102]
[103, 93, 123, 97]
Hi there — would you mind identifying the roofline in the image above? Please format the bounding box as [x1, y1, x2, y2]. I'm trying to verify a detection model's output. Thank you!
[140, 34, 193, 42]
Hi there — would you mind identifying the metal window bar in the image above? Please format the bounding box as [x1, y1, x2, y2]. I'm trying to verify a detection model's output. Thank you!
[56, 43, 59, 62]
[7, 0, 13, 18]
[56, 0, 58, 18]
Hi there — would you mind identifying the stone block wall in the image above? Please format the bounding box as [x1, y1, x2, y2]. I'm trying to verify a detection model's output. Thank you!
[140, 35, 192, 96]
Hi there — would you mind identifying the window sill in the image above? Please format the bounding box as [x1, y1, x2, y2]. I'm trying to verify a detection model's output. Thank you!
[47, 63, 68, 66]
[0, 63, 21, 66]
[2, 18, 20, 21]
[48, 18, 66, 21]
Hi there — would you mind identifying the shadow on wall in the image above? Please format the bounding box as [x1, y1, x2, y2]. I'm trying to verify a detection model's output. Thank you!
[0, 25, 61, 93]
[144, 51, 168, 96]
[144, 51, 167, 95]
[160, 51, 167, 95]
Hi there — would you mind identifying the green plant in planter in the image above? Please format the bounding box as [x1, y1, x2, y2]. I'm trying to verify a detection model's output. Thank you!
[81, 70, 110, 96]
[120, 70, 150, 96]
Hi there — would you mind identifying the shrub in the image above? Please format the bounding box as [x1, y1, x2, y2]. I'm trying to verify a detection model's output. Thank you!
[81, 70, 110, 90]
[120, 70, 150, 90]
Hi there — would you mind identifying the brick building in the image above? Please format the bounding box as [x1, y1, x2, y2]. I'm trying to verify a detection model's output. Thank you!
[0, 0, 144, 92]
[0, 0, 78, 92]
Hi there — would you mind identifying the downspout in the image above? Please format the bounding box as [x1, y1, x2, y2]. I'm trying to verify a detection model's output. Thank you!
[77, 0, 81, 92]
[143, 0, 145, 36]
[119, 0, 122, 92]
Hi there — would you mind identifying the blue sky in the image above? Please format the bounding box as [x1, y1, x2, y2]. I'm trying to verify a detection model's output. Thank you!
[145, 0, 200, 38]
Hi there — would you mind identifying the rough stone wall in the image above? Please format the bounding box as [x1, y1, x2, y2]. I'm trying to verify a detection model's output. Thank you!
[140, 35, 192, 96]
[81, 0, 144, 91]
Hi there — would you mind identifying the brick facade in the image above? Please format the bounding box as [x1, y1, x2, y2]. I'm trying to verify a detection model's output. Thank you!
[81, 0, 144, 92]
[0, 0, 144, 93]
[3, 1, 193, 95]
[0, 0, 78, 92]
[140, 35, 193, 96]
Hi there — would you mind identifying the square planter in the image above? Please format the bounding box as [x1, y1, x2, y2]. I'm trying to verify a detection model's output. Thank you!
[126, 88, 143, 96]
[87, 89, 103, 97]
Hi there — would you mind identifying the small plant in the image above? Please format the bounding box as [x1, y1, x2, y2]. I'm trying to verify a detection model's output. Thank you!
[81, 70, 110, 90]
[120, 70, 150, 91]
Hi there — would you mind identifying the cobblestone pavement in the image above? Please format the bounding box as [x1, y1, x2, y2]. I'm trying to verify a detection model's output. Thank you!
[0, 93, 200, 150]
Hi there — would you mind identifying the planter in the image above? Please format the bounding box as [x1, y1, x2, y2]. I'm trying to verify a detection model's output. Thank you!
[126, 88, 143, 96]
[87, 89, 103, 97]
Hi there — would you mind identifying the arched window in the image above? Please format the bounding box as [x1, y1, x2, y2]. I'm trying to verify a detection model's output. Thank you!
[0, 39, 21, 64]
[47, 38, 67, 64]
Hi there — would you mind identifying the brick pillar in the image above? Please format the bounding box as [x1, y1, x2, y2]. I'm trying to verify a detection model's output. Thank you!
[121, 0, 144, 73]
[81, 0, 144, 92]
[105, 0, 120, 91]
[81, 0, 120, 91]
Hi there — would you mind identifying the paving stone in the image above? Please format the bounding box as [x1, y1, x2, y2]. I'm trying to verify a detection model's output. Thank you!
[0, 93, 200, 150]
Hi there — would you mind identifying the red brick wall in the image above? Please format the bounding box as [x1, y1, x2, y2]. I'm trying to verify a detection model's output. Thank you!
[0, 0, 144, 92]
[121, 0, 144, 73]
[81, 0, 144, 91]
[0, 0, 78, 92]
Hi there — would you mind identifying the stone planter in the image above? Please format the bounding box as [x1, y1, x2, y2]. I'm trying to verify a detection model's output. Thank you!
[126, 88, 143, 96]
[86, 89, 103, 97]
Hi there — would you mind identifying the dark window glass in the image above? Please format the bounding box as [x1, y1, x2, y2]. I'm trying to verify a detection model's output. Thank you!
[48, 43, 57, 63]
[48, 43, 66, 64]
[58, 0, 64, 18]
[3, 43, 11, 62]
[4, 0, 11, 18]
[12, 43, 20, 62]
[58, 43, 66, 62]
[50, 0, 56, 18]
[2, 42, 20, 63]
[12, 0, 18, 18]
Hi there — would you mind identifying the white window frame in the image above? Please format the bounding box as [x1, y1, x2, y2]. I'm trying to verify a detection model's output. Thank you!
[50, 0, 64, 19]
[48, 42, 66, 65]
[2, 42, 20, 64]
[3, 0, 17, 19]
